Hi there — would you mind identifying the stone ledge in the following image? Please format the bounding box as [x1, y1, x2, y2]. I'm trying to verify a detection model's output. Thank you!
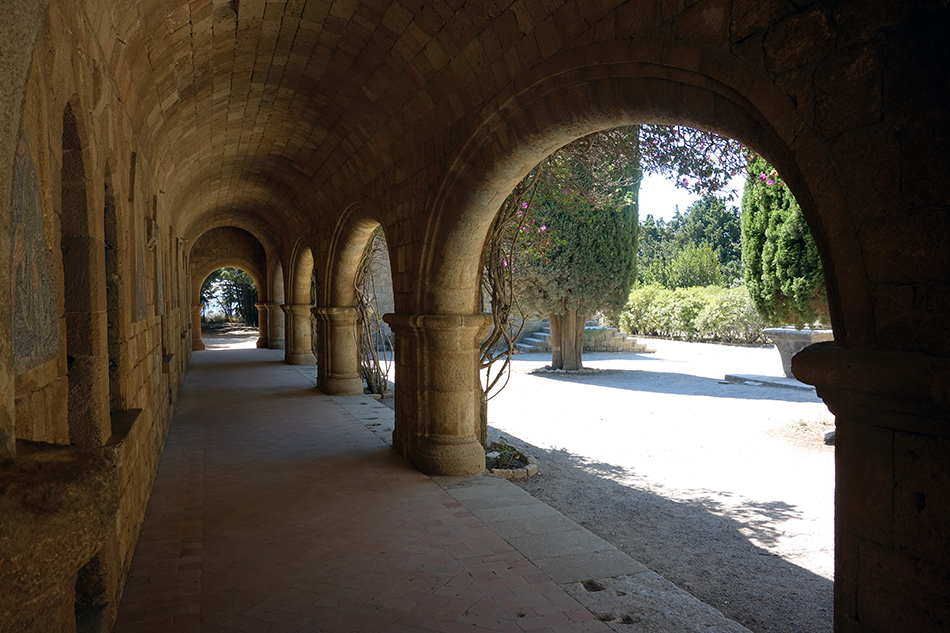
[490, 455, 539, 479]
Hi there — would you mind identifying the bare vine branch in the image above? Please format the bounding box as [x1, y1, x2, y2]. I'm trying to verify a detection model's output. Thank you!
[479, 162, 545, 401]
[354, 228, 393, 395]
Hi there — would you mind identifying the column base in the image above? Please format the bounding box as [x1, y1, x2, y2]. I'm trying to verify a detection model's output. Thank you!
[256, 338, 269, 348]
[318, 374, 364, 395]
[407, 435, 485, 476]
[285, 352, 316, 365]
[193, 341, 206, 351]
[269, 340, 285, 350]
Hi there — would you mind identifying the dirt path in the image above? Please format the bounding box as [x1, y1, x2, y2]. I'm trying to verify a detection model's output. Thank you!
[485, 340, 834, 633]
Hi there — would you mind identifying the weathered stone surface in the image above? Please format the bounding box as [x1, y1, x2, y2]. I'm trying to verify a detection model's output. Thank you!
[0, 0, 948, 630]
[0, 441, 118, 632]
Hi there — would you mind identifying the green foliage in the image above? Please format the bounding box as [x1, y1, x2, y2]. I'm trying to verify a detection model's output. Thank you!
[671, 196, 742, 276]
[665, 242, 724, 289]
[638, 195, 742, 287]
[513, 131, 639, 321]
[741, 155, 828, 326]
[618, 284, 768, 343]
[200, 267, 259, 325]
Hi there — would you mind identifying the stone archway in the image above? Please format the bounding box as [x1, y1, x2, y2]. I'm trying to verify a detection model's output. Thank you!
[402, 47, 948, 633]
[315, 202, 391, 395]
[188, 226, 269, 351]
[191, 260, 266, 350]
[393, 52, 846, 478]
[284, 240, 316, 365]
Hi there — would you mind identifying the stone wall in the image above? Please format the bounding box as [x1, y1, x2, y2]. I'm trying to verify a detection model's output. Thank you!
[0, 1, 947, 632]
[1, 1, 190, 629]
[189, 226, 267, 298]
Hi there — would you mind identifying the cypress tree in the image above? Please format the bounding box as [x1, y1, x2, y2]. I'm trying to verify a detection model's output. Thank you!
[741, 155, 828, 326]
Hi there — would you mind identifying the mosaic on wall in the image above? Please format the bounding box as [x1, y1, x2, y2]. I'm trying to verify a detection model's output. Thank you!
[12, 132, 58, 373]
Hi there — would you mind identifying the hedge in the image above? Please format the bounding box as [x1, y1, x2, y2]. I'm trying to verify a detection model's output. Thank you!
[617, 284, 770, 344]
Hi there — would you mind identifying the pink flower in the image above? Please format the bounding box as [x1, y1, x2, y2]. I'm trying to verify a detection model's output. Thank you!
[521, 202, 528, 208]
[759, 173, 767, 181]
[766, 179, 774, 185]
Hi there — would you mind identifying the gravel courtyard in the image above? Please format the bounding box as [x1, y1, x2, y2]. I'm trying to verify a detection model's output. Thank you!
[485, 339, 835, 633]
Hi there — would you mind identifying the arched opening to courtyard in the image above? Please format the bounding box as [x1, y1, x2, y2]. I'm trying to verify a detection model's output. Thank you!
[454, 121, 835, 631]
[197, 266, 263, 350]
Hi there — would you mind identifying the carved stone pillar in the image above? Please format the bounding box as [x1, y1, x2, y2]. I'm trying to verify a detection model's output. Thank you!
[267, 302, 285, 349]
[312, 306, 363, 395]
[190, 305, 205, 351]
[254, 303, 269, 348]
[794, 342, 950, 632]
[383, 313, 491, 476]
[283, 303, 316, 365]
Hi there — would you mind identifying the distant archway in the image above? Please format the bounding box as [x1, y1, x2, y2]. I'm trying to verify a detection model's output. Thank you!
[284, 241, 315, 365]
[191, 261, 265, 350]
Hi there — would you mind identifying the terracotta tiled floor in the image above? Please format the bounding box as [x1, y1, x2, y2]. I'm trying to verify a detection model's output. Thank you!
[114, 348, 608, 633]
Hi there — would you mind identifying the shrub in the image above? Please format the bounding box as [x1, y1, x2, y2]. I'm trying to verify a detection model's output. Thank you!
[619, 284, 769, 343]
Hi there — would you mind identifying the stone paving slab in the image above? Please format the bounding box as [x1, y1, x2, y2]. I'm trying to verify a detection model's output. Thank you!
[723, 373, 815, 391]
[323, 362, 751, 632]
[114, 348, 612, 633]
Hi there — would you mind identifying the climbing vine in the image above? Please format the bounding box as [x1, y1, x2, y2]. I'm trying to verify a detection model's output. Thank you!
[354, 227, 393, 395]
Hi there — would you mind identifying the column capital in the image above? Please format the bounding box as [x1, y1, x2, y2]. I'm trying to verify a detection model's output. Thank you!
[383, 313, 492, 336]
[312, 306, 358, 322]
[285, 303, 312, 313]
[794, 342, 950, 436]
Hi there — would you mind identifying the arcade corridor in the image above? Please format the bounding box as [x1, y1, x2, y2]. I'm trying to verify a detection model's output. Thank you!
[3, 2, 949, 631]
[112, 348, 609, 633]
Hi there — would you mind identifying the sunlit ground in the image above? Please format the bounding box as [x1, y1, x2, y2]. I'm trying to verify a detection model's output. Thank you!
[200, 324, 260, 349]
[198, 325, 832, 580]
[486, 338, 834, 581]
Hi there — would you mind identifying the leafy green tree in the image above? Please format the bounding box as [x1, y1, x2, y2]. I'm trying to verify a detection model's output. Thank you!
[665, 242, 724, 289]
[507, 125, 745, 369]
[672, 195, 742, 283]
[741, 155, 828, 326]
[513, 130, 640, 370]
[200, 267, 258, 325]
[638, 196, 742, 286]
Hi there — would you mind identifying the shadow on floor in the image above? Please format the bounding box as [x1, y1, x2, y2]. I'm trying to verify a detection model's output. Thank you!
[521, 368, 821, 403]
[492, 432, 833, 633]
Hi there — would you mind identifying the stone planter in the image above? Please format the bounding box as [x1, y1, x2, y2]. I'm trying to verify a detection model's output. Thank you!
[486, 441, 538, 479]
[763, 327, 834, 378]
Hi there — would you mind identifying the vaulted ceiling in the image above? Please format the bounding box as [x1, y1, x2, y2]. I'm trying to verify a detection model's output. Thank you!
[91, 0, 559, 242]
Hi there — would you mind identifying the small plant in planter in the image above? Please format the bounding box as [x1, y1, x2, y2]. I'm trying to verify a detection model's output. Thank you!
[486, 437, 539, 479]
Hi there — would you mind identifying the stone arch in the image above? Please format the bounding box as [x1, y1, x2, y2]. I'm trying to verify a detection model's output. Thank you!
[60, 99, 110, 448]
[283, 240, 316, 365]
[396, 48, 863, 477]
[266, 258, 285, 349]
[418, 51, 861, 342]
[191, 262, 267, 351]
[191, 259, 265, 307]
[313, 202, 393, 395]
[324, 202, 391, 307]
[188, 226, 269, 350]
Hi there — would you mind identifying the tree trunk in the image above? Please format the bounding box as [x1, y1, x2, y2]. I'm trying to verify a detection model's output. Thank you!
[549, 310, 585, 370]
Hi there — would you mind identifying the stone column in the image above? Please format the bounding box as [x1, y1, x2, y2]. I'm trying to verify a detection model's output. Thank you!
[383, 313, 491, 476]
[794, 342, 950, 632]
[190, 304, 205, 351]
[312, 306, 364, 395]
[283, 303, 316, 365]
[267, 302, 285, 349]
[255, 303, 269, 348]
